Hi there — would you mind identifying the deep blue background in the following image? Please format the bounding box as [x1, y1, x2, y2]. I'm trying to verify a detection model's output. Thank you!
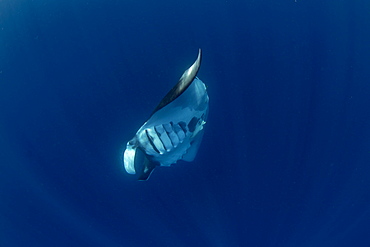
[1, 0, 370, 246]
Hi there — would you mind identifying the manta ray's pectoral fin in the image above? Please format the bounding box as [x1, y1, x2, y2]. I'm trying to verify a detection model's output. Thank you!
[151, 49, 202, 115]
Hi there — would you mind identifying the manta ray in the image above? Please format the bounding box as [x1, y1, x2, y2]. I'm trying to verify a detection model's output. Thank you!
[123, 49, 209, 180]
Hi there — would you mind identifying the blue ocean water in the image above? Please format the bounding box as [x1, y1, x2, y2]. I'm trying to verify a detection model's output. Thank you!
[1, 0, 370, 246]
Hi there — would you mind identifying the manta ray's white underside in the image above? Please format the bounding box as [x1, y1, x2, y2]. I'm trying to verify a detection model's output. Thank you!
[123, 50, 209, 180]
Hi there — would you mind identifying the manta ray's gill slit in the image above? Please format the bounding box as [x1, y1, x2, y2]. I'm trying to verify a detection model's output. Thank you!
[164, 124, 179, 148]
[178, 121, 187, 133]
[154, 125, 170, 152]
[163, 123, 172, 133]
[170, 121, 185, 143]
[145, 129, 160, 154]
[173, 124, 186, 142]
